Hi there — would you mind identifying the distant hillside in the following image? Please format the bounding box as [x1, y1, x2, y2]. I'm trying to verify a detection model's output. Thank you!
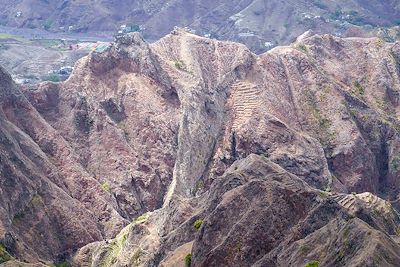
[0, 0, 400, 52]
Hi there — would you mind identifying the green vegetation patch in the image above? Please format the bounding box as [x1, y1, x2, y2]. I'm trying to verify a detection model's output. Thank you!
[319, 191, 328, 198]
[184, 253, 192, 267]
[99, 225, 131, 267]
[0, 244, 14, 264]
[174, 60, 186, 70]
[134, 213, 149, 224]
[193, 219, 203, 230]
[305, 260, 319, 267]
[353, 81, 365, 96]
[101, 182, 111, 193]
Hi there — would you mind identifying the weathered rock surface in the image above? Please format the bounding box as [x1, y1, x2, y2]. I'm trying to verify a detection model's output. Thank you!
[1, 29, 400, 266]
[0, 65, 126, 264]
[73, 155, 400, 266]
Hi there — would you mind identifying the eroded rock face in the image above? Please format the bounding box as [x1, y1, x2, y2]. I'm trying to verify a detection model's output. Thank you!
[191, 155, 400, 267]
[0, 65, 126, 263]
[2, 30, 400, 265]
[73, 155, 400, 267]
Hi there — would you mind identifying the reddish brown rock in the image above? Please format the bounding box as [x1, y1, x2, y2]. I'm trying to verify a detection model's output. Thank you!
[2, 30, 400, 266]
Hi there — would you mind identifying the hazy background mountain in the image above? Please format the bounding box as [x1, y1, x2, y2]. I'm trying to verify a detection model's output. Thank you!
[1, 0, 400, 52]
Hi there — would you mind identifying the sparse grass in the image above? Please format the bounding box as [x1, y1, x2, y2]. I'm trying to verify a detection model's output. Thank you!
[134, 213, 149, 224]
[342, 226, 350, 239]
[117, 122, 129, 138]
[353, 81, 365, 96]
[35, 39, 61, 48]
[390, 153, 400, 172]
[299, 244, 312, 256]
[0, 33, 28, 43]
[330, 6, 342, 20]
[100, 226, 131, 267]
[12, 211, 25, 224]
[23, 74, 37, 80]
[373, 254, 382, 265]
[375, 38, 385, 47]
[74, 111, 93, 133]
[318, 117, 331, 130]
[43, 19, 53, 31]
[338, 238, 350, 260]
[372, 208, 380, 217]
[296, 43, 308, 53]
[184, 253, 192, 267]
[50, 261, 69, 267]
[361, 114, 370, 122]
[42, 74, 61, 83]
[324, 187, 331, 193]
[314, 0, 328, 10]
[347, 11, 368, 26]
[30, 194, 43, 208]
[174, 60, 186, 71]
[304, 260, 319, 267]
[318, 86, 331, 102]
[319, 191, 328, 198]
[303, 89, 335, 148]
[195, 180, 204, 194]
[193, 219, 203, 230]
[234, 242, 242, 253]
[130, 248, 142, 266]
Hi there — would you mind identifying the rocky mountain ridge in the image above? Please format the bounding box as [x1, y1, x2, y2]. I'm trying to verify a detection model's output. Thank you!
[1, 29, 400, 266]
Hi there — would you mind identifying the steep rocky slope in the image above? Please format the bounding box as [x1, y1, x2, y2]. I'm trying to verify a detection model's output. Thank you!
[1, 0, 400, 52]
[0, 65, 127, 264]
[1, 29, 400, 266]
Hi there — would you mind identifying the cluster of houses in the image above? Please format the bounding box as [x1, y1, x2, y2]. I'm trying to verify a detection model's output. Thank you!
[117, 24, 142, 35]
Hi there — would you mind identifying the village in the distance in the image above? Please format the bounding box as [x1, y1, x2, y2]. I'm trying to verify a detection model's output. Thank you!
[0, 20, 146, 85]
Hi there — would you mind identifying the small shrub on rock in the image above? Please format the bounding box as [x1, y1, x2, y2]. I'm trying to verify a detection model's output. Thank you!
[184, 253, 192, 267]
[193, 219, 203, 230]
[305, 260, 319, 267]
